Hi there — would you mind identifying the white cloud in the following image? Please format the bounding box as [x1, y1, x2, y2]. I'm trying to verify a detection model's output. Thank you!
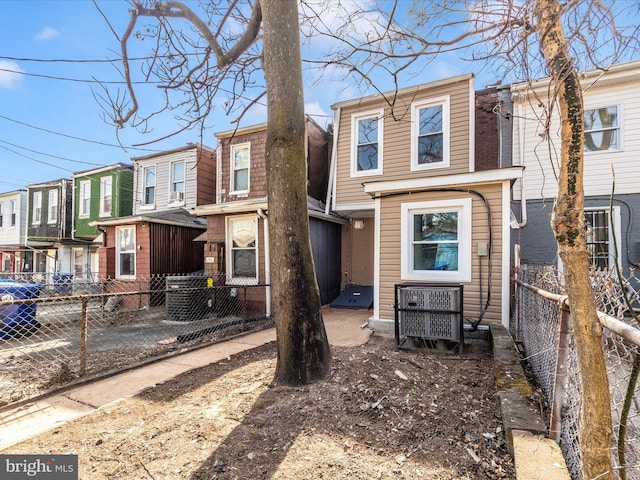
[0, 61, 24, 90]
[35, 27, 60, 41]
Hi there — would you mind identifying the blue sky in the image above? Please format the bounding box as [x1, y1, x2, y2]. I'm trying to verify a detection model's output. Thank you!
[0, 1, 506, 191]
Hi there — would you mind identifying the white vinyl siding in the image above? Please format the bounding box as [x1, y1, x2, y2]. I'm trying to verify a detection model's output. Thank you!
[512, 74, 639, 200]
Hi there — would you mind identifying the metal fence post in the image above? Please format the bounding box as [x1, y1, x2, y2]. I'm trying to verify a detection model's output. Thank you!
[550, 301, 571, 442]
[80, 297, 88, 375]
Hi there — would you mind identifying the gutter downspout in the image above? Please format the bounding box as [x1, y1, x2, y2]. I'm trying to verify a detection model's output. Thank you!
[513, 98, 528, 229]
[216, 143, 222, 204]
[257, 208, 270, 317]
[325, 108, 340, 216]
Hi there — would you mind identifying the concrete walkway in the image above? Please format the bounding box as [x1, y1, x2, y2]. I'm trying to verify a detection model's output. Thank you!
[0, 307, 372, 452]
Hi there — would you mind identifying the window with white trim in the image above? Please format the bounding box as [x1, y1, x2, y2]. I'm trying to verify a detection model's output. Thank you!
[32, 191, 42, 225]
[170, 160, 185, 202]
[116, 226, 136, 278]
[401, 198, 472, 282]
[10, 200, 16, 227]
[73, 248, 84, 276]
[351, 110, 383, 176]
[100, 176, 112, 216]
[585, 106, 619, 152]
[79, 180, 91, 217]
[230, 144, 250, 193]
[227, 216, 258, 283]
[411, 96, 449, 170]
[143, 166, 156, 206]
[585, 207, 621, 269]
[0, 203, 3, 228]
[48, 189, 58, 223]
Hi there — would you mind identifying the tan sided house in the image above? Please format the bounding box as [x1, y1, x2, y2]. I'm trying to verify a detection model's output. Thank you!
[328, 74, 522, 340]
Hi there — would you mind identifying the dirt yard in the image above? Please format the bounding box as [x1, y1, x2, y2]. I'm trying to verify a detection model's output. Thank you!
[7, 334, 515, 479]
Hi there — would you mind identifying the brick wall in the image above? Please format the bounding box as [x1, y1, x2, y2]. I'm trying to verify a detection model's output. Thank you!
[475, 89, 500, 171]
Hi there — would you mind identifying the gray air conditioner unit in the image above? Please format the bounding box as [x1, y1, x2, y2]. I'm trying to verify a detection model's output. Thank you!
[170, 191, 185, 202]
[394, 284, 463, 354]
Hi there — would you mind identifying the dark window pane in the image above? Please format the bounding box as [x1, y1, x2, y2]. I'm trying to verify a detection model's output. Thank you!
[233, 250, 256, 277]
[358, 118, 378, 144]
[419, 105, 442, 135]
[418, 134, 443, 164]
[357, 144, 378, 171]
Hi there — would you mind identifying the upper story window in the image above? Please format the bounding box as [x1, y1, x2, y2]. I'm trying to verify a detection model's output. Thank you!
[170, 160, 185, 202]
[0, 203, 4, 228]
[143, 166, 156, 206]
[32, 191, 42, 225]
[585, 106, 619, 152]
[411, 96, 450, 170]
[116, 225, 136, 279]
[10, 200, 16, 227]
[79, 180, 91, 217]
[230, 144, 250, 194]
[100, 176, 113, 216]
[401, 198, 472, 282]
[227, 215, 258, 284]
[351, 110, 383, 176]
[48, 189, 58, 223]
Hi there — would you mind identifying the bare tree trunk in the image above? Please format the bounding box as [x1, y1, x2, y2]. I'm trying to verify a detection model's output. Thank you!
[261, 0, 332, 385]
[534, 1, 613, 478]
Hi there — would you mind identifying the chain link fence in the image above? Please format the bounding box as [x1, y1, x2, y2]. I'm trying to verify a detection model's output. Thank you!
[513, 264, 640, 480]
[0, 274, 272, 409]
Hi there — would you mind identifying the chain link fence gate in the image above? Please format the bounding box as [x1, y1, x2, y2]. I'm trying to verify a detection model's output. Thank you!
[0, 273, 272, 409]
[513, 264, 640, 480]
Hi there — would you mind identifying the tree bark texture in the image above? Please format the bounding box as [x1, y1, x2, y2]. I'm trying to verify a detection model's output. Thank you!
[534, 1, 614, 478]
[261, 0, 332, 385]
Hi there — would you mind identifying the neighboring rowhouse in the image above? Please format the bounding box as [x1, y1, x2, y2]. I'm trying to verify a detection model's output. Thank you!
[92, 144, 215, 291]
[191, 117, 344, 313]
[328, 74, 523, 333]
[72, 163, 134, 281]
[0, 189, 28, 276]
[510, 60, 640, 277]
[25, 179, 75, 283]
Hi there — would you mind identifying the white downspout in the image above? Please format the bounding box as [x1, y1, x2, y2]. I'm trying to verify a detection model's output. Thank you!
[514, 98, 528, 228]
[257, 208, 270, 317]
[216, 143, 222, 204]
[325, 108, 340, 215]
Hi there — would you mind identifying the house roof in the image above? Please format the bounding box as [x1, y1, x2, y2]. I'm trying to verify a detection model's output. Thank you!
[331, 73, 474, 110]
[131, 142, 215, 161]
[89, 208, 206, 229]
[73, 163, 133, 177]
[190, 196, 348, 225]
[510, 58, 640, 98]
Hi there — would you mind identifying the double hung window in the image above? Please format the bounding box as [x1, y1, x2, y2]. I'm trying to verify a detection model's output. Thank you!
[351, 110, 383, 176]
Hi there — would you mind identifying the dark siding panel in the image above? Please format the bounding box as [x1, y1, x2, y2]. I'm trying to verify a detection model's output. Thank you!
[310, 218, 342, 305]
[148, 223, 205, 275]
